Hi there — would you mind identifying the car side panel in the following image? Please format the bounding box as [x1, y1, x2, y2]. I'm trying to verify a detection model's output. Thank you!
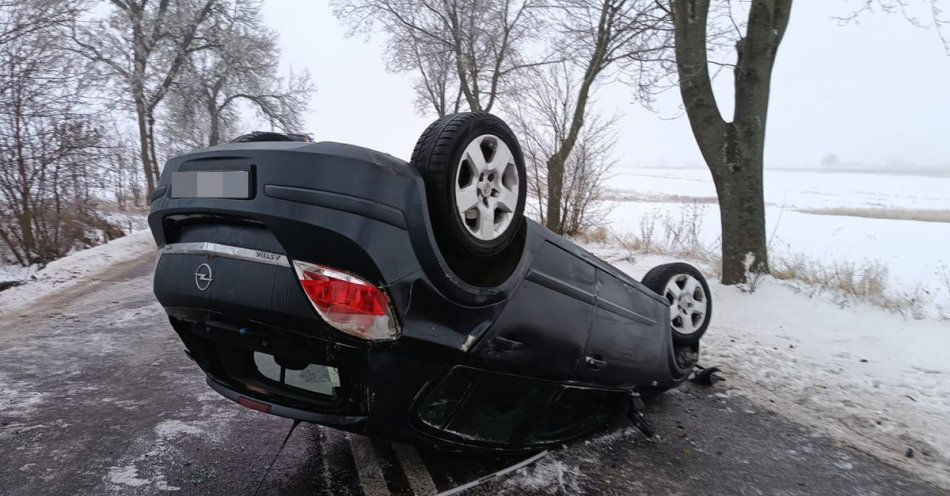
[472, 241, 595, 381]
[575, 269, 671, 387]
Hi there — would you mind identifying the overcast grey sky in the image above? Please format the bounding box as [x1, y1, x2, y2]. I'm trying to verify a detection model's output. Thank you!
[261, 1, 950, 169]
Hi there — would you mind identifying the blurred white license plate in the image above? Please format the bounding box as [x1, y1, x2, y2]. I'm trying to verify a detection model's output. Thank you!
[172, 170, 250, 199]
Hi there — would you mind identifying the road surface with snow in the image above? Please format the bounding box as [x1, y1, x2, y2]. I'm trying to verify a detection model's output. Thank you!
[0, 240, 945, 495]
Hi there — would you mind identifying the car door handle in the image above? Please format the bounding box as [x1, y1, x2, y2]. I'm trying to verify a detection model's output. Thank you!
[493, 336, 523, 352]
[585, 355, 607, 369]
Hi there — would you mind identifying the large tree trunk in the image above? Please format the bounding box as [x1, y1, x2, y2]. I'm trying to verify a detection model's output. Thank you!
[134, 98, 155, 195]
[672, 0, 790, 284]
[708, 127, 769, 283]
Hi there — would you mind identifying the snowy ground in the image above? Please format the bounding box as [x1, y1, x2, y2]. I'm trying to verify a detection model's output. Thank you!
[0, 231, 155, 317]
[0, 205, 149, 288]
[596, 166, 950, 484]
[585, 245, 950, 488]
[605, 167, 950, 296]
[0, 264, 34, 285]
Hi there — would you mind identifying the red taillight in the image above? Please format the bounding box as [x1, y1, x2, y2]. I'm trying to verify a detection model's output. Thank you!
[292, 260, 400, 341]
[300, 274, 388, 316]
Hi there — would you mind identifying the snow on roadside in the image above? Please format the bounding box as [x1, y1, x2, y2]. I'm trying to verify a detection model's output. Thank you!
[585, 243, 950, 488]
[0, 264, 36, 284]
[0, 230, 155, 317]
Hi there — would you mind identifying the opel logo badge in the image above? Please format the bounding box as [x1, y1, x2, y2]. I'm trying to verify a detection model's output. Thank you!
[194, 263, 213, 291]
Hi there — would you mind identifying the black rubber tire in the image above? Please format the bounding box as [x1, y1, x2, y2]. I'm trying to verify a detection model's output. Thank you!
[230, 131, 311, 143]
[638, 343, 699, 399]
[409, 112, 527, 258]
[641, 262, 712, 347]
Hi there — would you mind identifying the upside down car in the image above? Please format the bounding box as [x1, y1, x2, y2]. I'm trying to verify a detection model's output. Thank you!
[148, 112, 712, 451]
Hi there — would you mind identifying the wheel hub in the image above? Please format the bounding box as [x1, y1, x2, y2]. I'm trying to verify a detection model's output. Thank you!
[479, 181, 493, 198]
[678, 292, 694, 309]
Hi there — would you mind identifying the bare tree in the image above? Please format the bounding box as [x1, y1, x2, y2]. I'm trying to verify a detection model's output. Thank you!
[668, 0, 944, 284]
[0, 0, 81, 50]
[559, 117, 617, 235]
[70, 0, 220, 195]
[390, 24, 463, 116]
[509, 62, 618, 235]
[164, 1, 314, 149]
[104, 131, 144, 209]
[540, 0, 671, 233]
[339, 0, 668, 233]
[333, 0, 538, 115]
[0, 1, 111, 266]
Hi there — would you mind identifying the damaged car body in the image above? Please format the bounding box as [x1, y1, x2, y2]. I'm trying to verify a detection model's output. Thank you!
[148, 113, 711, 451]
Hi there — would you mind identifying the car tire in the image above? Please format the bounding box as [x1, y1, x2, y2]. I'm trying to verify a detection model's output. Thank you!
[410, 112, 527, 259]
[638, 343, 699, 399]
[641, 262, 712, 347]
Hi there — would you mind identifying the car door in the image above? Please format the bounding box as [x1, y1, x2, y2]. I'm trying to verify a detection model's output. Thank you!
[475, 240, 595, 380]
[576, 269, 669, 387]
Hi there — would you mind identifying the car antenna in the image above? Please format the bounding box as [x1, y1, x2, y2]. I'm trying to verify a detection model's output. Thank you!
[252, 419, 302, 496]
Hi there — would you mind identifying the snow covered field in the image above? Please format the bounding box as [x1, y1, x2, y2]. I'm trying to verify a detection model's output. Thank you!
[605, 167, 950, 301]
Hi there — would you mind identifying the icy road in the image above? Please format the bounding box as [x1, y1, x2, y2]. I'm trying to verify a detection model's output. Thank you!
[0, 254, 945, 496]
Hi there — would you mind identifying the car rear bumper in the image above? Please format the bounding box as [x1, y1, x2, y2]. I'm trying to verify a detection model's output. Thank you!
[206, 376, 368, 428]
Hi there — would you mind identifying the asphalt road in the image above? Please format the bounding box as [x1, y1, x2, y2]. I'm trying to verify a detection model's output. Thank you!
[0, 255, 945, 496]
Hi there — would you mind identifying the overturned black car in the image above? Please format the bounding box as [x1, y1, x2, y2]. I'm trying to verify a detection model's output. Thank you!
[148, 112, 712, 452]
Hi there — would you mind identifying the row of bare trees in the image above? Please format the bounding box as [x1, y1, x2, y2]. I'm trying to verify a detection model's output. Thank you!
[334, 0, 790, 284]
[4, 0, 941, 278]
[0, 1, 108, 265]
[70, 0, 314, 194]
[0, 0, 313, 268]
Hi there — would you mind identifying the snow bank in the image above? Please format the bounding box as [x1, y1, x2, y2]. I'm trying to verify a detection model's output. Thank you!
[0, 264, 36, 285]
[0, 230, 155, 316]
[586, 244, 950, 488]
